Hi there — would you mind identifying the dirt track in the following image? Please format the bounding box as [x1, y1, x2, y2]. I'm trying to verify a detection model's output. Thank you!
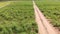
[33, 1, 58, 34]
[0, 1, 11, 8]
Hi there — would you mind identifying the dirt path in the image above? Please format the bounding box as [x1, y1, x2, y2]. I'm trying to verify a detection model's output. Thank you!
[0, 1, 11, 8]
[33, 1, 58, 34]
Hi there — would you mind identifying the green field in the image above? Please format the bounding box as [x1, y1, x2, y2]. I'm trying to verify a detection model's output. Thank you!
[0, 0, 60, 34]
[0, 1, 38, 34]
[36, 1, 60, 28]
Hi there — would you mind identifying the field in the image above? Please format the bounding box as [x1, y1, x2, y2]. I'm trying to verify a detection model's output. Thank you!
[36, 1, 60, 28]
[0, 1, 38, 34]
[0, 0, 60, 34]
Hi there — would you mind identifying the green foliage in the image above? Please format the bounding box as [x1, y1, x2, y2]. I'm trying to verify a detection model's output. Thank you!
[0, 1, 38, 34]
[36, 1, 60, 27]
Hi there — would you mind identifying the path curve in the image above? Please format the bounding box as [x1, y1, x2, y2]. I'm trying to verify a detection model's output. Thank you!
[0, 1, 11, 8]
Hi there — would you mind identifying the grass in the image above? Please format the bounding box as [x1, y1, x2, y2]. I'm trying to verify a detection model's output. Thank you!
[0, 1, 38, 34]
[36, 1, 60, 27]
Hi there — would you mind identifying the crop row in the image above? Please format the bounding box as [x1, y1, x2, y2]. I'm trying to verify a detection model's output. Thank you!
[0, 1, 38, 34]
[36, 1, 60, 27]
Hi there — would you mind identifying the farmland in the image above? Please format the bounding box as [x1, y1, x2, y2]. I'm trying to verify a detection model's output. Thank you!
[0, 0, 60, 34]
[0, 1, 38, 34]
[36, 1, 60, 28]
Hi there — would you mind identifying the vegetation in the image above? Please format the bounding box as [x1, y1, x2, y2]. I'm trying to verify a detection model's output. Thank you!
[36, 1, 60, 27]
[1, 0, 60, 34]
[0, 0, 36, 1]
[0, 1, 38, 34]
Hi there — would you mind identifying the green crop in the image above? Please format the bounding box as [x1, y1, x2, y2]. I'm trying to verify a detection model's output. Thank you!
[36, 1, 60, 27]
[0, 1, 38, 34]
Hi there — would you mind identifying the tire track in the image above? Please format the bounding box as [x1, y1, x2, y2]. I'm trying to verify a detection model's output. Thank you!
[33, 1, 58, 34]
